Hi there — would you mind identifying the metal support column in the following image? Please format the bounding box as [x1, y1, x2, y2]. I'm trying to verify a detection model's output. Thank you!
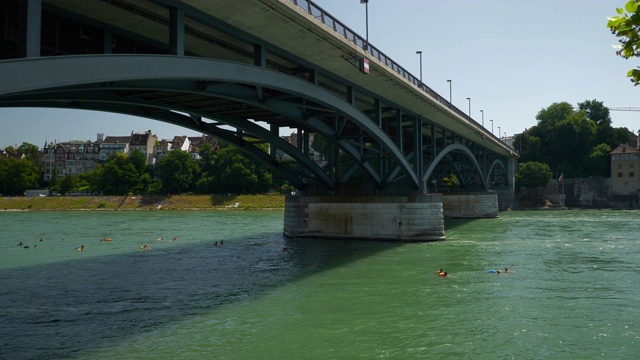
[103, 31, 113, 54]
[254, 44, 266, 67]
[18, 0, 41, 58]
[169, 7, 185, 56]
[395, 109, 403, 154]
[414, 116, 424, 192]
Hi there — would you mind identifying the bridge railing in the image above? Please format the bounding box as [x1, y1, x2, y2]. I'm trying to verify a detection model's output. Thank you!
[289, 0, 495, 139]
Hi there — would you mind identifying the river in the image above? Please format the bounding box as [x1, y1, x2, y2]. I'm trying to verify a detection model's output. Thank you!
[1, 210, 639, 359]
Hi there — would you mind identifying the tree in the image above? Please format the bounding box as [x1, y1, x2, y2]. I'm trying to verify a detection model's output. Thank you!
[0, 157, 40, 196]
[17, 142, 40, 163]
[518, 100, 630, 179]
[94, 152, 142, 195]
[58, 175, 80, 195]
[198, 142, 216, 175]
[157, 150, 199, 194]
[128, 148, 148, 174]
[608, 0, 640, 85]
[584, 143, 613, 177]
[515, 162, 553, 194]
[208, 144, 273, 194]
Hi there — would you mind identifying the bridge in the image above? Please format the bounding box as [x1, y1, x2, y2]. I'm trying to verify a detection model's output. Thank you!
[0, 0, 518, 241]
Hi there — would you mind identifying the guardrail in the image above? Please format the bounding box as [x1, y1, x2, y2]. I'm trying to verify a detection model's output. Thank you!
[289, 0, 499, 140]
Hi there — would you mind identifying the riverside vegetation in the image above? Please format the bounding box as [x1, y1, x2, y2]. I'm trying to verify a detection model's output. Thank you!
[0, 194, 285, 211]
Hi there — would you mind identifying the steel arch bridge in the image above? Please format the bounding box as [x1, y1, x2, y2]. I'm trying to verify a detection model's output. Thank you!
[0, 0, 515, 196]
[0, 55, 509, 194]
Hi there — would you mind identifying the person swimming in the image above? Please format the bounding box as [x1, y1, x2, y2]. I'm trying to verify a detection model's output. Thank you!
[436, 269, 447, 277]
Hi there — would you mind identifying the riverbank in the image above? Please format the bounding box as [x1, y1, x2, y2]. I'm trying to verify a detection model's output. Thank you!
[0, 194, 285, 211]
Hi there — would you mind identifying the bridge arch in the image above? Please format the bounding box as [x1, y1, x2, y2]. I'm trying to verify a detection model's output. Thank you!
[486, 159, 509, 188]
[422, 143, 488, 191]
[0, 55, 420, 190]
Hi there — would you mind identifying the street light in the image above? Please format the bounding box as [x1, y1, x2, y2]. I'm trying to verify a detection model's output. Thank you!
[446, 80, 452, 104]
[360, 0, 369, 51]
[490, 119, 494, 134]
[498, 126, 501, 138]
[416, 50, 423, 83]
[480, 109, 484, 127]
[466, 97, 471, 118]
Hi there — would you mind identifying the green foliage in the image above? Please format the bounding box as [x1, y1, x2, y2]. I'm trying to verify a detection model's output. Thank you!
[584, 143, 613, 177]
[0, 157, 41, 196]
[157, 150, 199, 194]
[608, 0, 640, 85]
[58, 175, 80, 195]
[518, 100, 630, 178]
[90, 152, 153, 195]
[442, 173, 459, 186]
[17, 142, 40, 163]
[128, 149, 148, 174]
[515, 162, 553, 194]
[203, 143, 273, 194]
[198, 142, 216, 174]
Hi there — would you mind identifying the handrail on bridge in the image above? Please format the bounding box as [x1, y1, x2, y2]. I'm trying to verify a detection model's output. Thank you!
[289, 0, 504, 145]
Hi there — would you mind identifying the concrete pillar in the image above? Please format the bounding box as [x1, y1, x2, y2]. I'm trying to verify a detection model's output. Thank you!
[283, 194, 445, 241]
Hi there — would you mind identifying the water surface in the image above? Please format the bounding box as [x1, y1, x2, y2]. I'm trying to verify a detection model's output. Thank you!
[1, 210, 639, 359]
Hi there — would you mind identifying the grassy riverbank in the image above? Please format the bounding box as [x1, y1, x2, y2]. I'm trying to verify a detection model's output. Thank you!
[0, 194, 285, 211]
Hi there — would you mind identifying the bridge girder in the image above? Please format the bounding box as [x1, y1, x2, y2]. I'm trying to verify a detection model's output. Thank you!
[0, 54, 421, 191]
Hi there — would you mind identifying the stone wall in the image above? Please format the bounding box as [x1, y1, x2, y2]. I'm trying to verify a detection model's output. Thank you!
[542, 177, 639, 208]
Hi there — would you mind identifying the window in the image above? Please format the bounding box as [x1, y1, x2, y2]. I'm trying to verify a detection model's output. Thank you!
[630, 164, 635, 169]
[618, 164, 623, 169]
[618, 172, 623, 177]
[630, 172, 635, 178]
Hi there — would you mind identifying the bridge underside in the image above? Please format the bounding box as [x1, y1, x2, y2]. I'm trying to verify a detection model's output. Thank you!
[0, 0, 518, 240]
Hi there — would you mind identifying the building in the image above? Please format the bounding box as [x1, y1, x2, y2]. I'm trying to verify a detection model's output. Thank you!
[188, 135, 219, 160]
[610, 144, 640, 195]
[99, 135, 131, 162]
[129, 130, 158, 165]
[41, 138, 101, 181]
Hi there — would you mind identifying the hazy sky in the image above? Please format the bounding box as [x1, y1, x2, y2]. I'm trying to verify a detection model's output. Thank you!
[1, 0, 637, 148]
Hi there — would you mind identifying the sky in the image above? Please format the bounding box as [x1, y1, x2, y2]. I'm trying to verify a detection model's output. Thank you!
[1, 0, 638, 148]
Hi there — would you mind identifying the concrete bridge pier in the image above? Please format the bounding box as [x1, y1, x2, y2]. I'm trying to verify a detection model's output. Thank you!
[283, 194, 445, 242]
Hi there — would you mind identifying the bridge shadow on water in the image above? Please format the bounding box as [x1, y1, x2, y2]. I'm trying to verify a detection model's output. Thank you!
[443, 218, 479, 230]
[0, 233, 401, 360]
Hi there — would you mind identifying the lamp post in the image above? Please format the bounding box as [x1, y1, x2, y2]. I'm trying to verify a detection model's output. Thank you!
[416, 50, 423, 83]
[498, 126, 501, 138]
[360, 0, 369, 51]
[466, 97, 471, 117]
[446, 80, 452, 104]
[480, 109, 484, 127]
[490, 119, 494, 134]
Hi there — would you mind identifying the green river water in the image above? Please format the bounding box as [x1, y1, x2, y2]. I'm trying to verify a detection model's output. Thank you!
[1, 210, 639, 359]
